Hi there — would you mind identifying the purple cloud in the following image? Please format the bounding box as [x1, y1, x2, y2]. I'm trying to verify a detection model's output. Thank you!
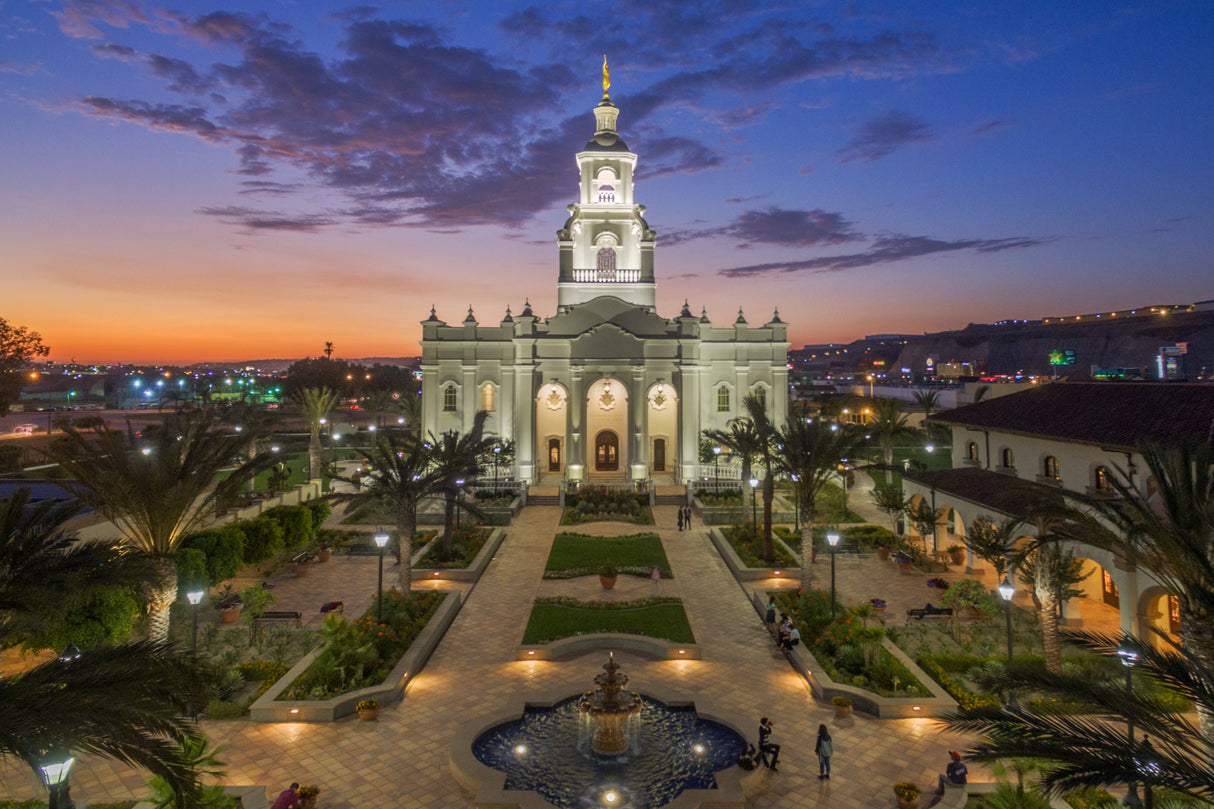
[837, 110, 934, 163]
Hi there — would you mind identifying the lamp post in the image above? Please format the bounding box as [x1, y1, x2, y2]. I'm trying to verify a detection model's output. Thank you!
[493, 445, 501, 489]
[749, 478, 759, 526]
[998, 578, 1017, 708]
[827, 531, 840, 618]
[1118, 646, 1142, 808]
[712, 446, 721, 492]
[38, 753, 75, 809]
[186, 588, 204, 657]
[332, 433, 341, 473]
[374, 533, 390, 623]
[866, 374, 874, 398]
[792, 473, 800, 531]
[455, 478, 465, 527]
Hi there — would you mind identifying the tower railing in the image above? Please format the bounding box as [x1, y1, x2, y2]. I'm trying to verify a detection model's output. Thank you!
[571, 269, 641, 283]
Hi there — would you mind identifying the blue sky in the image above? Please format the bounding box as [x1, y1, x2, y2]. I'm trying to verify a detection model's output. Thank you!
[1, 0, 1211, 362]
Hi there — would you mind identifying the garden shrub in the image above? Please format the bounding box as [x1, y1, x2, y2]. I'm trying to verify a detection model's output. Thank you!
[241, 516, 285, 562]
[176, 548, 209, 592]
[263, 505, 313, 548]
[562, 486, 653, 525]
[303, 498, 331, 528]
[416, 524, 489, 569]
[180, 525, 246, 585]
[19, 586, 141, 652]
[204, 700, 249, 719]
[722, 523, 796, 568]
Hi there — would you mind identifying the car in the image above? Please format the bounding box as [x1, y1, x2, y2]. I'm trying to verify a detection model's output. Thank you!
[12, 424, 38, 435]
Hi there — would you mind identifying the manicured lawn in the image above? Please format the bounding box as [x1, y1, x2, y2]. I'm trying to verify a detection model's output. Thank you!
[543, 532, 671, 577]
[522, 598, 694, 644]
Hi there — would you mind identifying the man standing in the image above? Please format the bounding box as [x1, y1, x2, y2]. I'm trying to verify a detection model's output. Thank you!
[757, 717, 780, 771]
[270, 783, 302, 809]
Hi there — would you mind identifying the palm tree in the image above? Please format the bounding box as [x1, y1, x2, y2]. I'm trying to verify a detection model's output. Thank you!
[703, 417, 764, 498]
[45, 413, 270, 643]
[1055, 442, 1214, 744]
[737, 394, 778, 563]
[0, 489, 213, 803]
[294, 387, 338, 480]
[1018, 532, 1092, 676]
[868, 397, 916, 485]
[966, 516, 1022, 582]
[913, 389, 942, 443]
[775, 417, 859, 587]
[944, 630, 1214, 805]
[219, 402, 280, 492]
[362, 390, 395, 429]
[329, 433, 444, 592]
[428, 411, 493, 561]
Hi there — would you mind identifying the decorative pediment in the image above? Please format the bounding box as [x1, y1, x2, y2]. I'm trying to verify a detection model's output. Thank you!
[568, 323, 646, 360]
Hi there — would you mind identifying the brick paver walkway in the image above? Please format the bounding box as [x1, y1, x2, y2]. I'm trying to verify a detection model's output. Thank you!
[2, 502, 997, 809]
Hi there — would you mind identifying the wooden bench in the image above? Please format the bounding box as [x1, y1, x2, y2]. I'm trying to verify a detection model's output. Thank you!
[252, 610, 303, 630]
[345, 545, 382, 557]
[907, 606, 954, 620]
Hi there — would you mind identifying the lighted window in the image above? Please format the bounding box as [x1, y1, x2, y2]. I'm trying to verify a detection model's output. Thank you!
[754, 387, 767, 410]
[443, 385, 457, 412]
[1043, 456, 1059, 479]
[1000, 448, 1014, 469]
[481, 384, 496, 412]
[597, 247, 616, 271]
[717, 386, 730, 412]
[1094, 466, 1111, 491]
[966, 442, 978, 461]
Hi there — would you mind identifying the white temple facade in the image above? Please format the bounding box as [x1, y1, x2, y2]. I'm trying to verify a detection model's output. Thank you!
[419, 78, 789, 485]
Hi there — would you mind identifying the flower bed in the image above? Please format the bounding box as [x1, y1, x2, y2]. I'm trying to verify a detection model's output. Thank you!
[561, 486, 654, 525]
[415, 524, 489, 569]
[722, 523, 797, 568]
[522, 597, 694, 644]
[279, 590, 443, 700]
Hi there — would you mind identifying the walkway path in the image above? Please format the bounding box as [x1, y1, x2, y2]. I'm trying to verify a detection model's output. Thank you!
[2, 504, 989, 809]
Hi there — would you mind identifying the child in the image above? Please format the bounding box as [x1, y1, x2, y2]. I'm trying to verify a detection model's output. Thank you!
[815, 724, 833, 779]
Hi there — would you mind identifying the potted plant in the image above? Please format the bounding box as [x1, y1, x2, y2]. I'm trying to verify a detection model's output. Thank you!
[294, 554, 313, 577]
[894, 781, 921, 809]
[217, 585, 242, 624]
[298, 785, 320, 809]
[598, 565, 618, 590]
[895, 552, 915, 575]
[316, 543, 332, 563]
[356, 698, 379, 721]
[876, 542, 892, 561]
[869, 597, 887, 622]
[926, 577, 950, 591]
[946, 544, 966, 565]
[831, 695, 853, 718]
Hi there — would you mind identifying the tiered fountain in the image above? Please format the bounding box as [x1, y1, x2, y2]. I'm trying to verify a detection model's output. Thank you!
[577, 653, 643, 754]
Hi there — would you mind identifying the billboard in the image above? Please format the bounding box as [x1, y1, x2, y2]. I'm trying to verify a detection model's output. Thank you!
[1048, 349, 1077, 366]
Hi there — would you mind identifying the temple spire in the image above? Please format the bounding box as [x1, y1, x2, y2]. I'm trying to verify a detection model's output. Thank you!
[602, 55, 610, 100]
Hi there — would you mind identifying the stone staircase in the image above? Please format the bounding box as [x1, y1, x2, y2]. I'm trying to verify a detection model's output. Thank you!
[653, 485, 687, 506]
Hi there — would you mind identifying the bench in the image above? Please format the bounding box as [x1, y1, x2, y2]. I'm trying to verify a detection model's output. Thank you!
[345, 545, 382, 557]
[907, 607, 954, 620]
[252, 610, 303, 630]
[291, 552, 313, 565]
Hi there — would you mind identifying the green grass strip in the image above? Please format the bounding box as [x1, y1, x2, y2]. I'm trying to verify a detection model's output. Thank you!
[545, 532, 671, 576]
[522, 599, 694, 644]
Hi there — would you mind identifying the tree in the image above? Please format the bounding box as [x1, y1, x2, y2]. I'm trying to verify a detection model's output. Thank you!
[907, 498, 942, 555]
[913, 389, 943, 443]
[44, 413, 270, 643]
[329, 433, 444, 591]
[703, 417, 764, 496]
[362, 390, 396, 428]
[0, 488, 213, 803]
[944, 631, 1214, 805]
[740, 394, 778, 563]
[966, 516, 1023, 582]
[0, 318, 49, 415]
[1055, 442, 1214, 745]
[775, 417, 859, 587]
[870, 485, 910, 538]
[428, 411, 493, 561]
[294, 387, 338, 481]
[1018, 535, 1092, 676]
[868, 397, 916, 484]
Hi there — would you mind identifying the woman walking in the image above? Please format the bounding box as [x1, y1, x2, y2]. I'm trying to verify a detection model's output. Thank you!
[815, 724, 833, 779]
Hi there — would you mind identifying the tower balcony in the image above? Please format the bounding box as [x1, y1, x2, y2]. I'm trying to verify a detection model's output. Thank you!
[572, 269, 642, 283]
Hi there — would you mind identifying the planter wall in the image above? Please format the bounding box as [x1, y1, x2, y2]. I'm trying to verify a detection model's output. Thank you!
[516, 633, 701, 661]
[249, 590, 463, 722]
[707, 527, 800, 582]
[412, 527, 507, 583]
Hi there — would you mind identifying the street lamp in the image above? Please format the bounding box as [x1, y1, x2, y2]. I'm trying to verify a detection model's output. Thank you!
[374, 533, 390, 623]
[186, 588, 204, 657]
[827, 531, 840, 618]
[493, 445, 502, 488]
[712, 446, 721, 492]
[997, 578, 1017, 708]
[749, 478, 759, 526]
[791, 473, 800, 531]
[866, 374, 874, 398]
[455, 478, 466, 526]
[1118, 646, 1142, 808]
[38, 753, 75, 809]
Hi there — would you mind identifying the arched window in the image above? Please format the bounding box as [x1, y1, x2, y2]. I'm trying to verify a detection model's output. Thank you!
[999, 447, 1014, 469]
[966, 442, 979, 461]
[481, 384, 496, 412]
[753, 387, 767, 410]
[597, 247, 616, 271]
[1094, 465, 1111, 491]
[1043, 456, 1059, 479]
[442, 384, 457, 412]
[597, 184, 615, 203]
[717, 386, 730, 412]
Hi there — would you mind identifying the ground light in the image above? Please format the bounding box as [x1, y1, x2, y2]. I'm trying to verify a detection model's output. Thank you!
[827, 532, 840, 618]
[997, 578, 1016, 709]
[374, 534, 390, 623]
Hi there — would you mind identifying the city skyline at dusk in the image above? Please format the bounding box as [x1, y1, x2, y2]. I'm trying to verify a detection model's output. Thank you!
[3, 0, 1211, 364]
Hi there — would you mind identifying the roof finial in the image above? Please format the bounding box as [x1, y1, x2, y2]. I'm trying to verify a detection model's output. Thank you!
[602, 55, 610, 100]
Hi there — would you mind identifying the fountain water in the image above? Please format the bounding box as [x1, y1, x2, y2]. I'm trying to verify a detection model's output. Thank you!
[578, 653, 643, 754]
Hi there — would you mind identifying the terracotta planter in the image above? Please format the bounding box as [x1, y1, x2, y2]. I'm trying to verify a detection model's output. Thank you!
[896, 561, 914, 576]
[833, 703, 853, 718]
[317, 549, 332, 563]
[295, 563, 310, 577]
[300, 796, 318, 809]
[876, 547, 891, 561]
[219, 607, 241, 624]
[873, 606, 887, 623]
[358, 708, 379, 721]
[896, 795, 920, 809]
[599, 575, 617, 590]
[948, 549, 965, 565]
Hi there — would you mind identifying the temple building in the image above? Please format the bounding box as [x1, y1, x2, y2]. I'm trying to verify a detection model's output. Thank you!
[419, 70, 788, 485]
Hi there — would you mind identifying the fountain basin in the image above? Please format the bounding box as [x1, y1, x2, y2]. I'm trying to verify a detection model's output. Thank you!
[450, 683, 759, 809]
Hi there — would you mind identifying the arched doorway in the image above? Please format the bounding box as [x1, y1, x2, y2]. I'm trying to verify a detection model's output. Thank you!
[548, 438, 562, 473]
[595, 431, 619, 472]
[653, 438, 666, 472]
[535, 382, 567, 482]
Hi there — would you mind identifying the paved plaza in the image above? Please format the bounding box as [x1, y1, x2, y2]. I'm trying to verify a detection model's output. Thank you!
[3, 479, 1079, 809]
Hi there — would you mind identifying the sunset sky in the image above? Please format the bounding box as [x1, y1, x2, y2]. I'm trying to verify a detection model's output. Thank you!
[2, 0, 1211, 364]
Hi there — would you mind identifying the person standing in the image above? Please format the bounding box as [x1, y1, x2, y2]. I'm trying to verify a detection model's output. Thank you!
[684, 505, 693, 528]
[270, 783, 301, 809]
[815, 724, 833, 779]
[765, 598, 777, 636]
[677, 508, 685, 531]
[757, 717, 780, 771]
